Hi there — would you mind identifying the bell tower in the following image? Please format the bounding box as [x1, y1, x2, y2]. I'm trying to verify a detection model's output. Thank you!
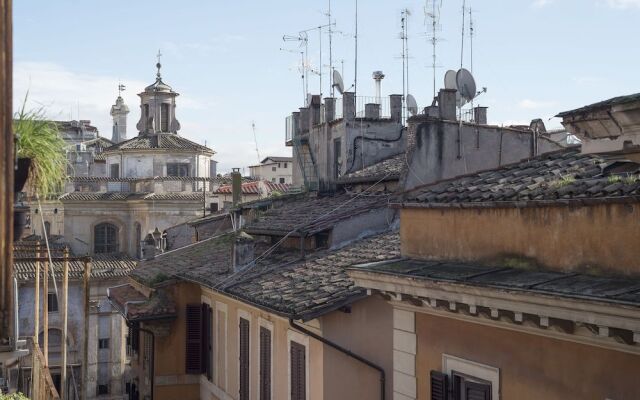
[110, 83, 129, 143]
[135, 50, 181, 135]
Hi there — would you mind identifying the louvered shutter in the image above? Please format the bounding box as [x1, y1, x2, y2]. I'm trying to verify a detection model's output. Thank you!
[259, 327, 271, 400]
[239, 318, 250, 400]
[185, 304, 203, 374]
[201, 304, 212, 379]
[430, 370, 449, 400]
[465, 381, 491, 400]
[290, 341, 306, 400]
[130, 324, 139, 354]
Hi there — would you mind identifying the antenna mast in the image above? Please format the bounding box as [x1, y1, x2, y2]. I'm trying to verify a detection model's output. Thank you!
[400, 9, 411, 122]
[425, 0, 442, 99]
[327, 0, 334, 97]
[469, 7, 474, 111]
[251, 121, 261, 164]
[460, 0, 466, 69]
[354, 0, 359, 96]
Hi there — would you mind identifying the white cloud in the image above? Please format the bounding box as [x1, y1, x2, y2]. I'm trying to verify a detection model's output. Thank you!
[532, 0, 554, 8]
[604, 0, 640, 8]
[518, 99, 558, 109]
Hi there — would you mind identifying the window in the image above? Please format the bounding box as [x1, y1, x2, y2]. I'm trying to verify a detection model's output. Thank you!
[44, 221, 51, 238]
[206, 306, 214, 381]
[284, 162, 288, 168]
[109, 163, 120, 178]
[210, 202, 219, 213]
[433, 355, 499, 400]
[452, 372, 492, 400]
[290, 341, 306, 400]
[97, 384, 109, 396]
[278, 163, 281, 168]
[272, 166, 276, 172]
[259, 326, 272, 400]
[98, 338, 109, 349]
[94, 223, 118, 254]
[161, 103, 169, 132]
[47, 292, 58, 313]
[167, 163, 190, 177]
[239, 317, 250, 400]
[185, 304, 203, 374]
[143, 104, 150, 131]
[279, 178, 285, 184]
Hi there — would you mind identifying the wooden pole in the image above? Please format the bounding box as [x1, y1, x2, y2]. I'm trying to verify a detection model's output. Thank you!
[82, 258, 91, 400]
[34, 241, 40, 345]
[43, 258, 49, 365]
[61, 247, 69, 400]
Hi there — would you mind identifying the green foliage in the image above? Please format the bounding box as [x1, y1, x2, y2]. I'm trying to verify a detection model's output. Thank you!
[14, 96, 69, 195]
[607, 175, 622, 184]
[0, 392, 30, 400]
[550, 175, 575, 188]
[623, 174, 639, 185]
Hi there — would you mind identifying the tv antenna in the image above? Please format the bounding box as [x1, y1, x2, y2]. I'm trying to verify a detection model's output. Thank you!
[400, 8, 411, 122]
[280, 47, 307, 105]
[425, 0, 443, 98]
[282, 31, 310, 104]
[251, 121, 261, 164]
[326, 0, 335, 97]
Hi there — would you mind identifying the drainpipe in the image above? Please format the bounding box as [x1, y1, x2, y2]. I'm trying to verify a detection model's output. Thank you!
[288, 318, 385, 400]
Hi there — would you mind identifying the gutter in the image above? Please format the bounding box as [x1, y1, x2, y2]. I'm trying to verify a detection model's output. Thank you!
[288, 318, 385, 400]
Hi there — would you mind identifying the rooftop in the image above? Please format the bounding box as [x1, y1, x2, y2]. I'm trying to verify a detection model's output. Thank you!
[244, 191, 391, 236]
[103, 132, 212, 154]
[398, 147, 640, 208]
[350, 258, 640, 307]
[59, 192, 206, 202]
[556, 92, 640, 118]
[214, 180, 289, 195]
[339, 153, 406, 184]
[108, 284, 177, 321]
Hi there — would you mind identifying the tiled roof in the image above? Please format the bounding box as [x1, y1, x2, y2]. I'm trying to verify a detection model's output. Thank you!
[14, 253, 137, 282]
[67, 176, 227, 183]
[340, 153, 405, 183]
[244, 192, 391, 235]
[130, 233, 300, 289]
[214, 181, 290, 195]
[227, 231, 401, 320]
[351, 259, 640, 307]
[261, 156, 293, 163]
[399, 147, 640, 207]
[556, 92, 640, 117]
[108, 284, 177, 321]
[59, 192, 205, 202]
[103, 133, 213, 154]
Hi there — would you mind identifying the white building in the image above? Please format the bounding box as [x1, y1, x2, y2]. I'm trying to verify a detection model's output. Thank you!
[247, 156, 293, 184]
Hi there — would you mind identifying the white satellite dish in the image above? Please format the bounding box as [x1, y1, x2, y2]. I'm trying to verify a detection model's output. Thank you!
[332, 70, 345, 94]
[444, 70, 457, 90]
[456, 68, 477, 102]
[406, 94, 418, 116]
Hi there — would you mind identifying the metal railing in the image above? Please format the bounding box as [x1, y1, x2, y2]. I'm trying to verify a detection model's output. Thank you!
[355, 96, 391, 119]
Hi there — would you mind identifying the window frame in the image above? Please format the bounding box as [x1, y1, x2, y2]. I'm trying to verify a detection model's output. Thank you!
[94, 223, 118, 254]
[238, 310, 251, 400]
[287, 329, 309, 400]
[98, 338, 110, 349]
[442, 354, 499, 400]
[166, 162, 190, 177]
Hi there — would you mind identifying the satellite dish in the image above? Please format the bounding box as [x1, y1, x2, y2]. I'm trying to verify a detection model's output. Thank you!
[332, 70, 345, 94]
[406, 94, 418, 116]
[456, 68, 477, 102]
[306, 93, 313, 107]
[444, 70, 457, 90]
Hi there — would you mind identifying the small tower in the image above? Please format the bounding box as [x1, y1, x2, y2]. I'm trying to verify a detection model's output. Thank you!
[110, 83, 129, 143]
[135, 50, 181, 135]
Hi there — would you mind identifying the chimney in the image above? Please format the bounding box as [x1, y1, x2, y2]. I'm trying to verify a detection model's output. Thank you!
[324, 97, 335, 122]
[232, 232, 255, 272]
[474, 106, 488, 125]
[373, 71, 385, 104]
[390, 94, 402, 122]
[232, 168, 242, 206]
[365, 103, 380, 119]
[299, 107, 309, 133]
[309, 95, 321, 126]
[438, 89, 457, 121]
[342, 92, 355, 121]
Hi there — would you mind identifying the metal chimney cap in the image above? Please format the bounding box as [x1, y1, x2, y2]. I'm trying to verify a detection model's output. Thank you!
[372, 71, 385, 80]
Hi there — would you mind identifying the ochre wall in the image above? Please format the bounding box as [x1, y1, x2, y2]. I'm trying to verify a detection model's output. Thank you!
[416, 312, 640, 400]
[401, 203, 640, 275]
[321, 296, 394, 400]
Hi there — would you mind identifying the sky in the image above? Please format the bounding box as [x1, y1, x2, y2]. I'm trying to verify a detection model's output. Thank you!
[13, 0, 640, 174]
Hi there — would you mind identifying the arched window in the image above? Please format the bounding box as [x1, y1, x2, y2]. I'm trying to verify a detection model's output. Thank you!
[94, 223, 118, 254]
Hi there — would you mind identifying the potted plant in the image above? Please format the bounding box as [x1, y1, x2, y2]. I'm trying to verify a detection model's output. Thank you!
[13, 98, 68, 239]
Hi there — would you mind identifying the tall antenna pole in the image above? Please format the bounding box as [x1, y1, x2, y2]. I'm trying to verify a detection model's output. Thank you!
[426, 0, 441, 99]
[251, 121, 261, 164]
[401, 11, 406, 120]
[328, 0, 334, 97]
[460, 0, 466, 69]
[354, 0, 358, 96]
[469, 7, 474, 112]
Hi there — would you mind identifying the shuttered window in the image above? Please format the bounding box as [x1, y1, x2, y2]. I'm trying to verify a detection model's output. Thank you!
[185, 304, 203, 374]
[465, 381, 491, 400]
[217, 310, 227, 389]
[431, 370, 449, 400]
[290, 341, 306, 400]
[259, 327, 271, 400]
[202, 304, 213, 380]
[239, 318, 250, 400]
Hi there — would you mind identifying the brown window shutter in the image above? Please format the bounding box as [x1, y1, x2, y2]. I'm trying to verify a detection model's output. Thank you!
[185, 304, 203, 374]
[465, 381, 491, 400]
[239, 317, 250, 400]
[430, 370, 449, 400]
[290, 341, 306, 400]
[201, 303, 213, 379]
[259, 327, 271, 400]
